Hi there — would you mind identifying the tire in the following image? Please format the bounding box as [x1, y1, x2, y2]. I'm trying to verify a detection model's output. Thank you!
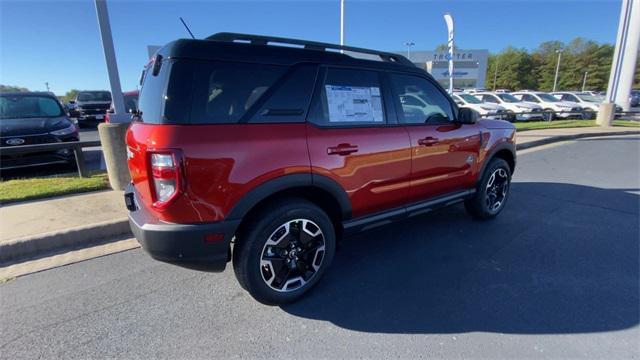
[233, 198, 336, 305]
[465, 158, 512, 220]
[505, 110, 516, 123]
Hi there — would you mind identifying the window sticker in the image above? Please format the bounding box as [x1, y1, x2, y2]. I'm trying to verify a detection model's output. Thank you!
[325, 85, 384, 123]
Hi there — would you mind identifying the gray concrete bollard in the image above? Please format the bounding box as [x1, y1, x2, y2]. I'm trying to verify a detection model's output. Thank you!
[98, 122, 131, 190]
[596, 103, 615, 127]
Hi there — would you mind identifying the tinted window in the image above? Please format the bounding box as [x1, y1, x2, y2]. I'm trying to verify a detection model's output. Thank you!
[497, 93, 520, 103]
[77, 91, 111, 102]
[389, 74, 453, 124]
[0, 95, 64, 119]
[250, 65, 318, 123]
[308, 68, 385, 126]
[537, 93, 560, 102]
[190, 62, 285, 124]
[482, 94, 499, 103]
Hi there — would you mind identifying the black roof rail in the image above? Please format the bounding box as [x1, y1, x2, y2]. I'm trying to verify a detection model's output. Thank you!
[206, 32, 414, 66]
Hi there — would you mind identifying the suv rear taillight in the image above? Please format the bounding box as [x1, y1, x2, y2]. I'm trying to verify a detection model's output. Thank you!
[150, 152, 181, 207]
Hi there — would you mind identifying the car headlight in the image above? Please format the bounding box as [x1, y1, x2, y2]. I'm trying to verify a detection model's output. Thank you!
[50, 124, 77, 136]
[516, 105, 531, 110]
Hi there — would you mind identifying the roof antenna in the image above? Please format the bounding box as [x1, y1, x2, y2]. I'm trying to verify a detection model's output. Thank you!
[179, 17, 195, 39]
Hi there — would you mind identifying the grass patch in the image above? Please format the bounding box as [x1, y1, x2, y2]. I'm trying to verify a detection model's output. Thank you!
[0, 172, 110, 205]
[612, 120, 640, 127]
[515, 119, 640, 131]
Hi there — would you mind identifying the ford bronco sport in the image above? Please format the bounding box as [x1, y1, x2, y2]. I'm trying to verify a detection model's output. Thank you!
[125, 33, 516, 305]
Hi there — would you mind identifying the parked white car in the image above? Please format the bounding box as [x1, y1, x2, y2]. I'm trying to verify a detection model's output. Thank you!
[512, 92, 583, 119]
[452, 93, 506, 119]
[474, 92, 545, 121]
[551, 91, 601, 111]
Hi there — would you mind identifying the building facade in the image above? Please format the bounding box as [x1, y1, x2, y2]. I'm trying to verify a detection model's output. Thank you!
[399, 49, 489, 90]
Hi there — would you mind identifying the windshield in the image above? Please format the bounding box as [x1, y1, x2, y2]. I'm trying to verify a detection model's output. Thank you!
[77, 91, 111, 102]
[458, 93, 482, 104]
[0, 95, 64, 119]
[536, 93, 560, 102]
[576, 93, 602, 102]
[497, 93, 520, 103]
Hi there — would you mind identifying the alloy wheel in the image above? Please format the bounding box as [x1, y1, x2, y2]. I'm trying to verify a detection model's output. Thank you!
[260, 219, 326, 292]
[485, 168, 509, 212]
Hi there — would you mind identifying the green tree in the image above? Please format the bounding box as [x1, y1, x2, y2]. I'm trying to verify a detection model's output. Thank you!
[60, 89, 80, 103]
[485, 38, 617, 92]
[486, 47, 537, 90]
[0, 84, 29, 92]
[531, 41, 564, 91]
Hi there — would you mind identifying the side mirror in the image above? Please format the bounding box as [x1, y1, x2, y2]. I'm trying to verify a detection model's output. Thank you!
[458, 107, 478, 124]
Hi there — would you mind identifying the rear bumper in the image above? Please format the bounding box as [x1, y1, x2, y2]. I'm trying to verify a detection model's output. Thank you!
[125, 184, 240, 272]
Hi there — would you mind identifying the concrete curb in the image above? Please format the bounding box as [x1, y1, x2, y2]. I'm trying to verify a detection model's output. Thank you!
[516, 130, 640, 150]
[0, 218, 131, 266]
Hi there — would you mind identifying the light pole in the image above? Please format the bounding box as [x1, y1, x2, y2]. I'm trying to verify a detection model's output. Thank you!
[552, 49, 562, 92]
[582, 71, 588, 92]
[340, 0, 344, 52]
[405, 42, 415, 61]
[94, 0, 130, 189]
[45, 82, 50, 92]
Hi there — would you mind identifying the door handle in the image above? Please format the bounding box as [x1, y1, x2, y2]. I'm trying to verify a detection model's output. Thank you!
[418, 137, 439, 146]
[327, 144, 359, 156]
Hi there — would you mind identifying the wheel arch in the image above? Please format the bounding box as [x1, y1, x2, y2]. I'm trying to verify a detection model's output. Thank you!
[479, 142, 516, 181]
[227, 173, 351, 240]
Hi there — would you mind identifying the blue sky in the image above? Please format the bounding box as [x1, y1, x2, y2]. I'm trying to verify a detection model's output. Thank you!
[0, 0, 622, 95]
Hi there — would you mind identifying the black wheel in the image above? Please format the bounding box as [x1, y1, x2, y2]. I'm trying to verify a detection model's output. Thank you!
[465, 158, 511, 220]
[233, 199, 336, 305]
[505, 110, 516, 123]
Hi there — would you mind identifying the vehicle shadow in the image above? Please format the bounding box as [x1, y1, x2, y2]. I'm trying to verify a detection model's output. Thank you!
[282, 182, 639, 335]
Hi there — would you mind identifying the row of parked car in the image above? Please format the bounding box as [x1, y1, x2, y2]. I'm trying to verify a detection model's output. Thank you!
[0, 90, 139, 172]
[65, 90, 139, 127]
[451, 89, 622, 122]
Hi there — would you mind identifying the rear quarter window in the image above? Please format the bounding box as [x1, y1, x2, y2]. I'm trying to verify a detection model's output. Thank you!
[189, 61, 286, 124]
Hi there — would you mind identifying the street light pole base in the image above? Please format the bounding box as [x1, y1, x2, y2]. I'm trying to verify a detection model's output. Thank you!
[596, 103, 615, 127]
[98, 122, 130, 190]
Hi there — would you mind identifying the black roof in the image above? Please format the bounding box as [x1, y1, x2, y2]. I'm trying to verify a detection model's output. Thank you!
[157, 32, 424, 75]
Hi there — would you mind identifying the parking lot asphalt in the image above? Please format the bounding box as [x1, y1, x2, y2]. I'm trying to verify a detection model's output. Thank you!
[1, 135, 638, 359]
[79, 128, 100, 142]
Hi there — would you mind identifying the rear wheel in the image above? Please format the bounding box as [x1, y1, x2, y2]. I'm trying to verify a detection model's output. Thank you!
[233, 199, 336, 305]
[465, 158, 511, 220]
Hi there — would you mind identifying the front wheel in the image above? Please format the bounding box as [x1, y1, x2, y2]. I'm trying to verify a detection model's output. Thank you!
[233, 199, 336, 305]
[465, 158, 512, 220]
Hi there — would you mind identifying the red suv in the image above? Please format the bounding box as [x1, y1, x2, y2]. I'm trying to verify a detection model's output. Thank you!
[125, 33, 516, 305]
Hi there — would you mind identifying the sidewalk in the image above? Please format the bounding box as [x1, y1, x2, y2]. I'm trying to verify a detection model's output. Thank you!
[516, 126, 640, 149]
[0, 190, 130, 264]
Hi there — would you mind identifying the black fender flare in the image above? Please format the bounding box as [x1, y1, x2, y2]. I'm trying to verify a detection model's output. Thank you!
[478, 142, 516, 183]
[226, 173, 352, 221]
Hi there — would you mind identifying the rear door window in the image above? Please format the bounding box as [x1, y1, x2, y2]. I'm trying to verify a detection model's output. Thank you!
[308, 68, 386, 126]
[249, 64, 318, 123]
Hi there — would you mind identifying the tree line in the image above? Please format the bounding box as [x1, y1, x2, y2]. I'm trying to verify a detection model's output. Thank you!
[486, 37, 640, 92]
